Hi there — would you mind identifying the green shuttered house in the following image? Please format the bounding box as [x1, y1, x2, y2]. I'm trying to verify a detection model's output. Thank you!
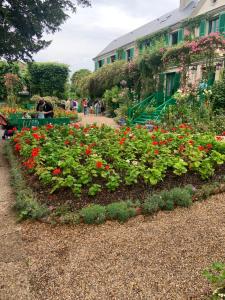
[93, 0, 225, 93]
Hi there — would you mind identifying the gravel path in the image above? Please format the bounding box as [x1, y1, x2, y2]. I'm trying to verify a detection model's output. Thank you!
[78, 113, 118, 127]
[0, 132, 225, 299]
[0, 135, 31, 300]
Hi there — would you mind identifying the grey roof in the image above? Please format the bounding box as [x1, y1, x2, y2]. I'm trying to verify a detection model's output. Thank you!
[94, 0, 198, 59]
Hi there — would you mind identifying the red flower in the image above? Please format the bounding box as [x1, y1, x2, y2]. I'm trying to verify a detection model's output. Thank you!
[172, 127, 177, 131]
[154, 150, 159, 155]
[178, 135, 184, 139]
[69, 130, 74, 135]
[46, 124, 54, 129]
[23, 157, 35, 169]
[105, 165, 110, 171]
[188, 140, 194, 145]
[167, 138, 173, 143]
[52, 168, 61, 175]
[83, 128, 89, 133]
[152, 141, 158, 146]
[119, 138, 126, 145]
[216, 136, 223, 141]
[151, 135, 156, 140]
[179, 145, 185, 152]
[25, 139, 31, 145]
[73, 123, 80, 129]
[15, 143, 21, 152]
[96, 161, 103, 169]
[32, 133, 41, 140]
[64, 140, 70, 145]
[222, 132, 225, 136]
[85, 148, 92, 155]
[22, 128, 30, 132]
[12, 127, 17, 131]
[198, 146, 205, 151]
[206, 144, 212, 149]
[31, 147, 40, 157]
[32, 127, 38, 131]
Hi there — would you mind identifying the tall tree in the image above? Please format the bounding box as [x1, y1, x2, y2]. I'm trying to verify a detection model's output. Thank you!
[71, 69, 91, 97]
[0, 0, 91, 61]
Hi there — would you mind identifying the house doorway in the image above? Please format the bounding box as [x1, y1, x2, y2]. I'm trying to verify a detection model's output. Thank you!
[166, 72, 181, 98]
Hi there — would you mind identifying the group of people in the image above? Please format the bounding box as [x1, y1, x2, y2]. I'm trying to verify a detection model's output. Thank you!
[1, 98, 54, 140]
[81, 99, 105, 116]
[65, 99, 79, 111]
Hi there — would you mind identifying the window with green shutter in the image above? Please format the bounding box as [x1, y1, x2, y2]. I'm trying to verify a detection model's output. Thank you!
[107, 57, 111, 64]
[199, 19, 206, 37]
[95, 61, 98, 71]
[219, 12, 225, 35]
[164, 33, 169, 46]
[122, 50, 126, 60]
[130, 48, 134, 58]
[178, 28, 184, 43]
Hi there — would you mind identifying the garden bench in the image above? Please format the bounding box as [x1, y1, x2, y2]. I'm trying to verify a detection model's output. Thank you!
[9, 117, 70, 130]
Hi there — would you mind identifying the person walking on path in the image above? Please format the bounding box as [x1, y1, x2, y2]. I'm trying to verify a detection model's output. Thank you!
[82, 98, 88, 116]
[94, 100, 101, 116]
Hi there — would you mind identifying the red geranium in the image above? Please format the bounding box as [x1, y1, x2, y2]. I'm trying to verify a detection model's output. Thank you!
[64, 140, 70, 145]
[32, 133, 41, 140]
[31, 147, 40, 157]
[206, 144, 212, 149]
[46, 124, 54, 129]
[198, 146, 205, 151]
[154, 150, 159, 155]
[152, 141, 158, 146]
[188, 140, 194, 145]
[85, 148, 92, 155]
[23, 157, 35, 169]
[52, 168, 61, 175]
[15, 143, 21, 152]
[105, 165, 110, 170]
[119, 137, 126, 145]
[96, 161, 103, 169]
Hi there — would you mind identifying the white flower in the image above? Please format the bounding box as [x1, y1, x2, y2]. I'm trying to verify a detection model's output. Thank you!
[132, 161, 138, 166]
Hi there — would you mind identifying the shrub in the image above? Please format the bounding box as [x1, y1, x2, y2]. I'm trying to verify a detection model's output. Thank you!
[80, 205, 106, 224]
[106, 202, 136, 222]
[168, 187, 193, 207]
[203, 262, 225, 299]
[61, 212, 80, 225]
[15, 191, 48, 221]
[142, 194, 162, 214]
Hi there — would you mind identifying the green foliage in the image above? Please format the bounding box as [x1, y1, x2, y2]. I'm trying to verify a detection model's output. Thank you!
[212, 71, 225, 110]
[142, 187, 193, 215]
[106, 202, 136, 223]
[0, 0, 90, 61]
[142, 194, 162, 214]
[203, 262, 225, 299]
[4, 141, 48, 221]
[0, 62, 21, 102]
[71, 69, 92, 97]
[80, 205, 106, 224]
[166, 187, 193, 207]
[60, 212, 80, 225]
[28, 62, 69, 98]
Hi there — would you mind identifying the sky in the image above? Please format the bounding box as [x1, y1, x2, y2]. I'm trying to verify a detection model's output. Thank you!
[33, 0, 179, 74]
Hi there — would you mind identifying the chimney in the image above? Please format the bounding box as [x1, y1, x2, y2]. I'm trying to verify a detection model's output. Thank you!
[180, 0, 191, 9]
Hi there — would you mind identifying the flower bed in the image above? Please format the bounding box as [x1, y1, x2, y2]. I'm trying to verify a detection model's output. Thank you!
[11, 123, 225, 210]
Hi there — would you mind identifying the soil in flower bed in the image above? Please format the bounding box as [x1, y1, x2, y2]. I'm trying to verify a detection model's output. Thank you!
[23, 164, 225, 211]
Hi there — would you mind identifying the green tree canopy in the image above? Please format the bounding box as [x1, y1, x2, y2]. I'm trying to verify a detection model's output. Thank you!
[71, 69, 92, 97]
[28, 62, 69, 98]
[0, 0, 91, 61]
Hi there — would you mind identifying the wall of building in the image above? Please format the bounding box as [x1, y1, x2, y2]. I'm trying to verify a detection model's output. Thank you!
[194, 0, 225, 16]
